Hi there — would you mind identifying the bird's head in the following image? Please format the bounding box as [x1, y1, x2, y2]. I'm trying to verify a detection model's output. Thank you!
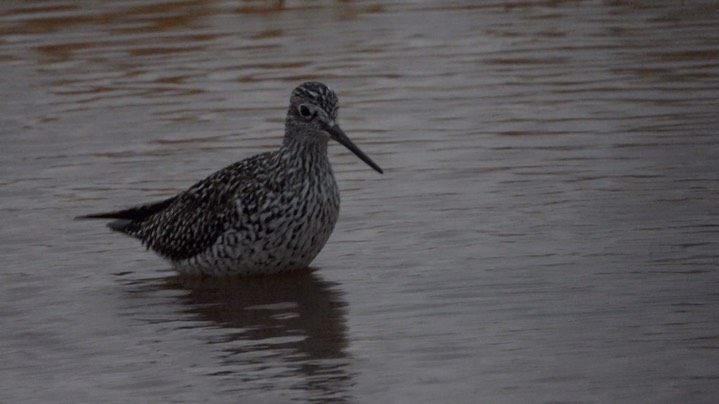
[285, 81, 382, 174]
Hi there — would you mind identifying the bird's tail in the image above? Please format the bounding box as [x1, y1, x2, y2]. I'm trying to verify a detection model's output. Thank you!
[76, 196, 177, 235]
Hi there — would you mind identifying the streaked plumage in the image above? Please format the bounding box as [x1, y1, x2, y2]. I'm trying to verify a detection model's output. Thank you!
[79, 82, 382, 276]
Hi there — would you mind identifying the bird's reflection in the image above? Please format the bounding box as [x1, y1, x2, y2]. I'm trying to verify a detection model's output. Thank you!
[124, 269, 351, 402]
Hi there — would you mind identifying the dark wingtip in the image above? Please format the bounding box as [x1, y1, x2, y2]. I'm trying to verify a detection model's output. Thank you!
[75, 213, 114, 220]
[75, 213, 133, 233]
[107, 219, 132, 232]
[76, 196, 177, 222]
[76, 197, 177, 237]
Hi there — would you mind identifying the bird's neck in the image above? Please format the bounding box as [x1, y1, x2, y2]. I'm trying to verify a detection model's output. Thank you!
[279, 134, 332, 173]
[282, 132, 329, 155]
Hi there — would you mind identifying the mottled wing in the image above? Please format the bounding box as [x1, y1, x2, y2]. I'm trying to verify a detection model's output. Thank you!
[138, 155, 271, 261]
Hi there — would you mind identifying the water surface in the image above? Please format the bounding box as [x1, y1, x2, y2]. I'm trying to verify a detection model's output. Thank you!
[1, 1, 718, 403]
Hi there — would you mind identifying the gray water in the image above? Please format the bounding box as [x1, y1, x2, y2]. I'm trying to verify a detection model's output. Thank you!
[1, 1, 718, 403]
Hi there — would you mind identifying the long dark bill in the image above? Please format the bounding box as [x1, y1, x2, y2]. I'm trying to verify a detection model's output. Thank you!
[324, 123, 383, 174]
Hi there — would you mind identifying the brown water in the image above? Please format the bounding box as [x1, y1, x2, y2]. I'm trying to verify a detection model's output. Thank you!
[2, 1, 719, 402]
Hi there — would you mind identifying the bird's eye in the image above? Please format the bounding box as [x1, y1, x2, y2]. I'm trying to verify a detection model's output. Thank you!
[299, 105, 313, 119]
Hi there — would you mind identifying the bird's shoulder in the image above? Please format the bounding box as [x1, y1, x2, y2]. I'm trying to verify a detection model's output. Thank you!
[184, 150, 279, 200]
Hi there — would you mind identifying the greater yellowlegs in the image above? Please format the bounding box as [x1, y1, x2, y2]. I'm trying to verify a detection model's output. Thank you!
[78, 82, 382, 275]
